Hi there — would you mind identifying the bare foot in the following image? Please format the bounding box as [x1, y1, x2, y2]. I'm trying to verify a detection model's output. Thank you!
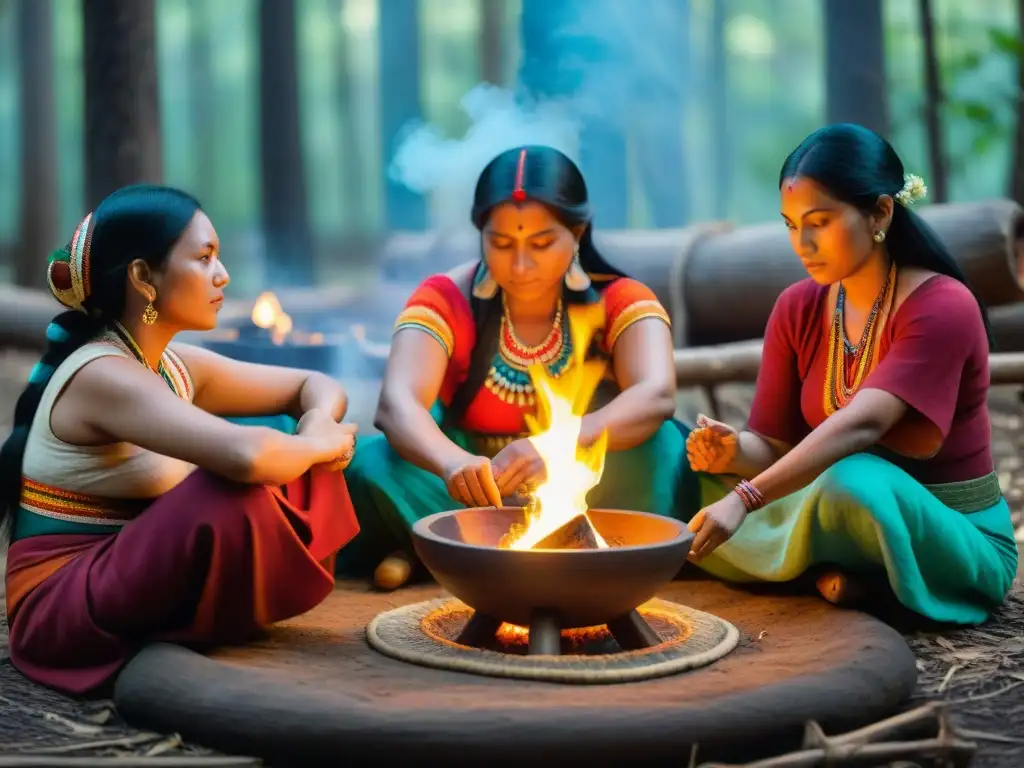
[374, 551, 413, 591]
[815, 570, 867, 606]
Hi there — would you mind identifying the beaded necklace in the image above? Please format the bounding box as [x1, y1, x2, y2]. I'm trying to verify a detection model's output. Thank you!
[822, 261, 897, 416]
[107, 320, 189, 400]
[483, 293, 573, 407]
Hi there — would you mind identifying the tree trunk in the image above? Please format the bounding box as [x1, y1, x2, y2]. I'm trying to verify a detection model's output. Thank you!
[709, 0, 730, 219]
[333, 0, 363, 234]
[918, 0, 948, 202]
[1010, 0, 1024, 205]
[82, 0, 163, 210]
[479, 0, 503, 85]
[187, 0, 215, 200]
[16, 0, 57, 288]
[259, 0, 315, 285]
[823, 0, 890, 137]
[379, 0, 426, 231]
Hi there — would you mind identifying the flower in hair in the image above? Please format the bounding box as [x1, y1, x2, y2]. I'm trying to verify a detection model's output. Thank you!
[894, 173, 927, 206]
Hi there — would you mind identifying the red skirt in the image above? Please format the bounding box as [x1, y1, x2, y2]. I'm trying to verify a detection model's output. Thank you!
[5, 466, 358, 695]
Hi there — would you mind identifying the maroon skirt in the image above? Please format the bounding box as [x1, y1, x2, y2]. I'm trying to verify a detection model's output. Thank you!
[5, 466, 358, 695]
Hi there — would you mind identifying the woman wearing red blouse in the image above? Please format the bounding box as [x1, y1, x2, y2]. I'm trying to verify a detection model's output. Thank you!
[686, 124, 1018, 625]
[343, 146, 683, 589]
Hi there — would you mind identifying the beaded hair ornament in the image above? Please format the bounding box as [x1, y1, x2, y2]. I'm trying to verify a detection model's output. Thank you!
[46, 213, 95, 314]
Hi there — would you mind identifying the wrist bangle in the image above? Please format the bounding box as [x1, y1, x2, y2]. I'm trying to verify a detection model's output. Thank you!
[734, 479, 765, 512]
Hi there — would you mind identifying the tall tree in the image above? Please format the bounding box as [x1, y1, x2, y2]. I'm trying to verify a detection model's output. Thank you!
[479, 0, 503, 86]
[259, 0, 315, 285]
[82, 0, 162, 210]
[919, 0, 948, 202]
[187, 0, 216, 201]
[1011, 0, 1024, 205]
[379, 0, 426, 231]
[823, 0, 890, 137]
[17, 0, 57, 288]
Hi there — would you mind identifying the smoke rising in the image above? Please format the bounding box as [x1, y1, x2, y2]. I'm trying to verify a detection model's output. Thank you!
[388, 84, 581, 230]
[386, 0, 690, 231]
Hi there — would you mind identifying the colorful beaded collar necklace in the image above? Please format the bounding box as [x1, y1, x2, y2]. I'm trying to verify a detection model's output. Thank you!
[484, 293, 573, 406]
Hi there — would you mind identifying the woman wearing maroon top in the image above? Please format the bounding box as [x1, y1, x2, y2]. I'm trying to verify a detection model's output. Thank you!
[684, 124, 1018, 625]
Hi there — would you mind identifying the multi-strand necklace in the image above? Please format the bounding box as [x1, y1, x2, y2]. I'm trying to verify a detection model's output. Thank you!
[484, 293, 573, 407]
[823, 261, 898, 416]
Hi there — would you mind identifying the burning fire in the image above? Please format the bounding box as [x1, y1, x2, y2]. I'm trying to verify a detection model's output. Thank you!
[251, 291, 294, 345]
[503, 303, 611, 551]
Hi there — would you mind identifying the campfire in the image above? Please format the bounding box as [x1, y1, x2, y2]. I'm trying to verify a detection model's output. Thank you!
[410, 303, 695, 656]
[201, 290, 338, 374]
[249, 291, 325, 347]
[500, 302, 611, 552]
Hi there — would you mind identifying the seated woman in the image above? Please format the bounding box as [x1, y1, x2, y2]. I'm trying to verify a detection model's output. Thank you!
[684, 123, 1018, 625]
[343, 145, 689, 588]
[3, 184, 360, 695]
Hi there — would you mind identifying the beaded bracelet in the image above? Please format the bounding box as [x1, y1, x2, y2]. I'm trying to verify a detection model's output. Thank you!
[734, 479, 765, 513]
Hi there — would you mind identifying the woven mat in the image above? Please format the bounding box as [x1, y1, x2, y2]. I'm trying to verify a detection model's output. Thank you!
[366, 597, 739, 684]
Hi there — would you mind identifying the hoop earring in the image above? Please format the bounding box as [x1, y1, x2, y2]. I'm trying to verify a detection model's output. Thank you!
[471, 263, 498, 300]
[142, 302, 159, 325]
[564, 243, 591, 292]
[873, 230, 886, 243]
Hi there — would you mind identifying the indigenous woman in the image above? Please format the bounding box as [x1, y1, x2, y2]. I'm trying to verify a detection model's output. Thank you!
[343, 145, 687, 588]
[2, 185, 360, 695]
[684, 124, 1018, 625]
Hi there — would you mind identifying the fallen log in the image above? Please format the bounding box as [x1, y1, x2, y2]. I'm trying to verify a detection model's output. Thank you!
[381, 199, 1024, 346]
[673, 342, 1024, 387]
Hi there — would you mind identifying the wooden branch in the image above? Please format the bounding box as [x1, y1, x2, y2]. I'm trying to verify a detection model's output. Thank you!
[674, 342, 1024, 387]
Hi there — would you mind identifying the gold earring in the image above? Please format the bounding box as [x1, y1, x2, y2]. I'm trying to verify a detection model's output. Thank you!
[873, 230, 886, 243]
[142, 302, 159, 325]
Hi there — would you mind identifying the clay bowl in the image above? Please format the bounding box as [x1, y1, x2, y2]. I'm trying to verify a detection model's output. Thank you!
[411, 507, 693, 629]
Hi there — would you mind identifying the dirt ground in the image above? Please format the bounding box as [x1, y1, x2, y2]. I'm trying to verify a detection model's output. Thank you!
[0, 347, 1021, 766]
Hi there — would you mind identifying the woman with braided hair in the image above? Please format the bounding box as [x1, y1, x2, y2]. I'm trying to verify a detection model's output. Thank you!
[683, 124, 1018, 624]
[2, 184, 360, 695]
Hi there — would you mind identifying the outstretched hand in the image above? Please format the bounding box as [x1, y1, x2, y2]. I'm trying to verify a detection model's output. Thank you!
[686, 413, 738, 474]
[687, 491, 748, 562]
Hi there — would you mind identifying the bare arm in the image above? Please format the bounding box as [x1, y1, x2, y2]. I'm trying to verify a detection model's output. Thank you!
[727, 431, 790, 479]
[748, 388, 907, 503]
[172, 343, 347, 421]
[579, 318, 677, 451]
[74, 356, 345, 485]
[374, 329, 473, 477]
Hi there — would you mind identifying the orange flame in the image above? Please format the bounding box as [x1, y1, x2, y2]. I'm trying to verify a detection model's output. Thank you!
[251, 292, 292, 345]
[504, 303, 610, 550]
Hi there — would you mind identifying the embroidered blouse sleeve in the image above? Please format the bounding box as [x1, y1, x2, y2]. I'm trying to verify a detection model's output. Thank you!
[602, 278, 671, 351]
[393, 275, 471, 359]
[746, 283, 812, 447]
[862, 279, 983, 440]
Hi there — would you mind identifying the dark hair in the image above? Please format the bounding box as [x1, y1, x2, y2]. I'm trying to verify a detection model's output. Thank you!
[445, 145, 628, 426]
[0, 184, 201, 539]
[779, 123, 992, 346]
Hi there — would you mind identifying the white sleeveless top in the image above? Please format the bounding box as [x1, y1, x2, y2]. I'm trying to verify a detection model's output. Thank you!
[22, 337, 197, 502]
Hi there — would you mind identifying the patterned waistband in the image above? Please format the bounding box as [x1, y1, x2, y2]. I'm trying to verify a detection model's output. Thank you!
[924, 471, 1003, 514]
[20, 477, 148, 527]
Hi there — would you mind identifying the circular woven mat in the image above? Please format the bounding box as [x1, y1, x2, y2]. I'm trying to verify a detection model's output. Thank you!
[366, 597, 739, 683]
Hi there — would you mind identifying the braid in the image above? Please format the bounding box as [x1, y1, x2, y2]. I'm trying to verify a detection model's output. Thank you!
[0, 311, 105, 540]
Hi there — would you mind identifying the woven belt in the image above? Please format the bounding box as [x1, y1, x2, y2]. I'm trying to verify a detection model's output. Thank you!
[924, 470, 1003, 514]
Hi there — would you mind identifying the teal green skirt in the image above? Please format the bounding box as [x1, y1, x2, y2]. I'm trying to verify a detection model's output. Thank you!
[266, 412, 1018, 625]
[340, 418, 698, 576]
[686, 451, 1018, 626]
